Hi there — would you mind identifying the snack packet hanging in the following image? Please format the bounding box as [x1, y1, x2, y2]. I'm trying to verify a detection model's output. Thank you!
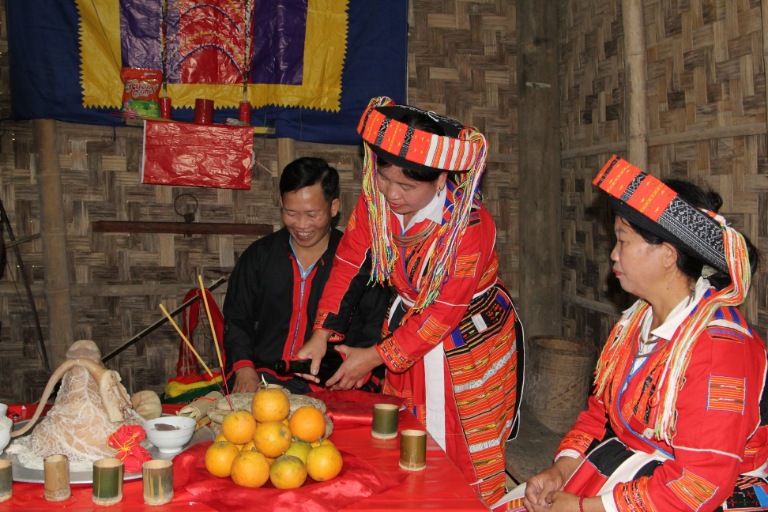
[121, 68, 162, 119]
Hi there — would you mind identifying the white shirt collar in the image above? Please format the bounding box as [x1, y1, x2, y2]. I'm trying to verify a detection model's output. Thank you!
[394, 187, 445, 232]
[629, 277, 711, 342]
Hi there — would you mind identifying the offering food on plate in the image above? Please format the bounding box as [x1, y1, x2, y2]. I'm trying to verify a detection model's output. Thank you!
[208, 386, 333, 439]
[6, 340, 162, 469]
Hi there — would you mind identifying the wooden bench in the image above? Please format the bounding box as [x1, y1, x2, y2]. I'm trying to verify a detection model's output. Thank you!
[505, 406, 563, 486]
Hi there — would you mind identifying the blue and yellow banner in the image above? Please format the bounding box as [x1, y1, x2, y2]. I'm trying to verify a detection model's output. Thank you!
[7, 0, 407, 144]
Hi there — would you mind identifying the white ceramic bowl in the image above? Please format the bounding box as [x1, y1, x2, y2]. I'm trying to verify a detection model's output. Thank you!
[144, 416, 196, 454]
[0, 421, 11, 454]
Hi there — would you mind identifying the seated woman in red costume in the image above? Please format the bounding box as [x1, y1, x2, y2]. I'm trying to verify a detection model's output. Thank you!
[297, 97, 524, 506]
[523, 156, 768, 512]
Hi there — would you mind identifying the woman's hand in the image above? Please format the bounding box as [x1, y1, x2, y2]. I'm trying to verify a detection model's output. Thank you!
[525, 493, 603, 512]
[524, 457, 582, 511]
[295, 330, 332, 383]
[325, 345, 383, 390]
[232, 367, 259, 393]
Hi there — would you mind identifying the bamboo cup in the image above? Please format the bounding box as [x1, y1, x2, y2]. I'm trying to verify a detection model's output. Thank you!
[399, 429, 427, 471]
[43, 454, 70, 501]
[143, 459, 173, 506]
[0, 459, 11, 502]
[372, 404, 399, 439]
[92, 458, 123, 506]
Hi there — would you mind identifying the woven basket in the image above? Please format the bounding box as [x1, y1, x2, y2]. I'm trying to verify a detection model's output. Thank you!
[523, 336, 597, 435]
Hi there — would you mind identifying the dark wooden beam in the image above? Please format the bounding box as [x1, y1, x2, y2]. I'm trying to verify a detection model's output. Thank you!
[518, 0, 562, 339]
[6, 233, 41, 249]
[92, 221, 273, 236]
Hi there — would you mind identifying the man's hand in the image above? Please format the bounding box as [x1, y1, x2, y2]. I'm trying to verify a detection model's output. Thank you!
[232, 366, 259, 393]
[295, 330, 332, 383]
[325, 345, 382, 390]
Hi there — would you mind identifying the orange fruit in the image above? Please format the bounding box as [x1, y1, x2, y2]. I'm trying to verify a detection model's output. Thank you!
[222, 410, 257, 445]
[289, 406, 326, 443]
[269, 455, 307, 489]
[252, 388, 290, 423]
[266, 456, 276, 467]
[231, 448, 271, 488]
[306, 443, 343, 482]
[241, 440, 256, 452]
[204, 440, 241, 478]
[214, 433, 227, 442]
[253, 420, 292, 458]
[285, 440, 312, 464]
[311, 438, 334, 448]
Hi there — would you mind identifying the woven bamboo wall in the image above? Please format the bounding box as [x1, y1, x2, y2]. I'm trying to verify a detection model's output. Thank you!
[0, 0, 519, 403]
[560, 0, 768, 346]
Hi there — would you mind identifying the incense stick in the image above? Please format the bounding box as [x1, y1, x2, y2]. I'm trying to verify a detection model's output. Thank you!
[198, 276, 233, 410]
[159, 304, 214, 377]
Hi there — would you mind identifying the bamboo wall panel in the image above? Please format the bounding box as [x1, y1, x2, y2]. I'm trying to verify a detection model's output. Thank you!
[561, 0, 768, 347]
[0, 0, 520, 403]
[560, 0, 626, 154]
[410, 0, 518, 292]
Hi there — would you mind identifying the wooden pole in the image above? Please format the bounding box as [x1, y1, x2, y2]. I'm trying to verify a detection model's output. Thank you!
[34, 119, 74, 369]
[276, 138, 296, 206]
[518, 0, 562, 339]
[762, 0, 768, 138]
[622, 0, 648, 169]
[277, 138, 295, 176]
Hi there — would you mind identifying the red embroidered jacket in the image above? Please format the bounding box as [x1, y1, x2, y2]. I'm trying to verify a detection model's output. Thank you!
[557, 301, 768, 512]
[313, 186, 501, 369]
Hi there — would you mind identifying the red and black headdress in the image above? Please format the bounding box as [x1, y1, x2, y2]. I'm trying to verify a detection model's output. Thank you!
[357, 97, 488, 316]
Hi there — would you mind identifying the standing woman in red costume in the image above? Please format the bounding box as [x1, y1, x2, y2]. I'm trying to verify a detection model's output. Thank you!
[297, 97, 524, 506]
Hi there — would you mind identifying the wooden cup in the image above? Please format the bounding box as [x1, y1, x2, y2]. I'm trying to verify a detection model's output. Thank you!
[143, 459, 173, 506]
[0, 459, 11, 502]
[399, 429, 427, 471]
[92, 458, 123, 506]
[43, 454, 70, 502]
[372, 404, 399, 440]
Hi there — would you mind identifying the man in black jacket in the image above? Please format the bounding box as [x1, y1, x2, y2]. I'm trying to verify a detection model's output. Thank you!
[223, 157, 390, 394]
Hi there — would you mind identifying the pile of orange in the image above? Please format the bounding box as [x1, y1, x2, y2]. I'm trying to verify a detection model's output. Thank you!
[204, 388, 343, 489]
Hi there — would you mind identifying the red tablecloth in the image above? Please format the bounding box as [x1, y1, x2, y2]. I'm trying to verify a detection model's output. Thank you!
[2, 398, 486, 511]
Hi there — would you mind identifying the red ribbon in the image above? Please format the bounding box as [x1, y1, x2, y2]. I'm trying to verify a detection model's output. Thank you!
[107, 425, 152, 472]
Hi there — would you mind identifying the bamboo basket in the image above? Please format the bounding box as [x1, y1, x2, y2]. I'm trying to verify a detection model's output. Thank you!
[523, 336, 596, 435]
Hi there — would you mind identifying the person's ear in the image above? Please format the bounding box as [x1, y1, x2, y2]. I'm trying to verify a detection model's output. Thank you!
[661, 242, 678, 271]
[437, 172, 448, 191]
[331, 198, 340, 217]
[279, 196, 284, 208]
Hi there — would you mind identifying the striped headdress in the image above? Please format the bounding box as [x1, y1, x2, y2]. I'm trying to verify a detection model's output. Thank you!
[592, 155, 752, 443]
[357, 96, 488, 317]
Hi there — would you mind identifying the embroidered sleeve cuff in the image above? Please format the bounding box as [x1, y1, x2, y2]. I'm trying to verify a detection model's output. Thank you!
[613, 478, 657, 512]
[311, 326, 346, 341]
[556, 430, 595, 458]
[313, 313, 347, 341]
[376, 334, 418, 372]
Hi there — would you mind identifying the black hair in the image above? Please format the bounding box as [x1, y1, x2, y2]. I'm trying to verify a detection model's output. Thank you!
[376, 113, 446, 183]
[279, 157, 339, 203]
[624, 179, 760, 290]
